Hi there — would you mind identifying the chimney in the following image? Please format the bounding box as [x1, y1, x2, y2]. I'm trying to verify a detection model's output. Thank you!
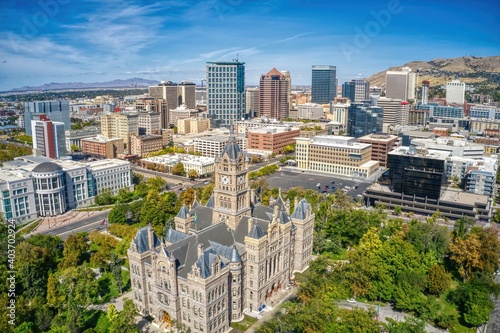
[248, 218, 254, 233]
[148, 226, 154, 250]
[197, 243, 204, 257]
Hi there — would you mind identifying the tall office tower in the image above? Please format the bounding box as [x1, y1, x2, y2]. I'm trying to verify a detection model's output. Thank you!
[24, 100, 71, 136]
[137, 112, 161, 135]
[245, 87, 260, 118]
[342, 79, 370, 102]
[385, 67, 416, 101]
[280, 70, 293, 111]
[311, 65, 337, 104]
[446, 79, 465, 104]
[134, 98, 169, 129]
[421, 80, 430, 105]
[376, 97, 410, 132]
[347, 103, 383, 138]
[148, 81, 196, 110]
[259, 68, 290, 120]
[207, 60, 246, 126]
[31, 116, 66, 158]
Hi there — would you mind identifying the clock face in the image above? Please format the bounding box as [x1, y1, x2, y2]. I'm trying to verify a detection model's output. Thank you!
[238, 175, 244, 184]
[221, 176, 229, 184]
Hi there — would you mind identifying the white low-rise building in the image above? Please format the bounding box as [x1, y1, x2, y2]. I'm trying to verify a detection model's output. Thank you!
[142, 154, 215, 176]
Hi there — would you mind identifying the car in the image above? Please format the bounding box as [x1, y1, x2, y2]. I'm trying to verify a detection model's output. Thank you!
[316, 183, 321, 187]
[347, 298, 356, 303]
[203, 181, 209, 185]
[331, 180, 335, 184]
[178, 182, 183, 185]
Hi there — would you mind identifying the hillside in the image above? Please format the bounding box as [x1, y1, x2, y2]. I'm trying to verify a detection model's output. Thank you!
[8, 77, 160, 92]
[365, 55, 500, 87]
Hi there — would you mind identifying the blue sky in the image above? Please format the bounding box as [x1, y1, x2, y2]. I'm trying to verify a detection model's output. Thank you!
[1, 0, 499, 91]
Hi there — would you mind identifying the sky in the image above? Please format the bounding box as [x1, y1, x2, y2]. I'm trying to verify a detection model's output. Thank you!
[0, 0, 499, 91]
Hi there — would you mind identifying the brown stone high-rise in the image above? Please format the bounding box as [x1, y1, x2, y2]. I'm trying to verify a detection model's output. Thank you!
[259, 68, 290, 120]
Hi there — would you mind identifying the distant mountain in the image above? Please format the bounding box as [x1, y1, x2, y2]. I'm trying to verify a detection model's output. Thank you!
[365, 56, 500, 87]
[9, 78, 160, 92]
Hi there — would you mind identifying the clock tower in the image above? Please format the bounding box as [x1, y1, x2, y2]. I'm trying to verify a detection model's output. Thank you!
[212, 132, 252, 230]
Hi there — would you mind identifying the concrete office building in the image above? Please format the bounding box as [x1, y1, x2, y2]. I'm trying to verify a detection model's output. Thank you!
[100, 113, 139, 150]
[311, 65, 337, 104]
[177, 118, 211, 135]
[142, 154, 215, 177]
[0, 170, 37, 223]
[259, 68, 289, 120]
[194, 135, 247, 158]
[31, 117, 66, 159]
[411, 137, 484, 159]
[342, 79, 369, 103]
[347, 103, 383, 138]
[469, 105, 500, 120]
[170, 105, 201, 127]
[421, 80, 430, 105]
[128, 138, 314, 331]
[81, 135, 124, 159]
[358, 133, 399, 168]
[295, 103, 324, 120]
[295, 136, 379, 177]
[24, 100, 71, 135]
[138, 112, 161, 135]
[329, 100, 350, 125]
[376, 97, 410, 132]
[135, 98, 169, 129]
[280, 70, 293, 112]
[245, 87, 260, 119]
[149, 81, 196, 110]
[207, 61, 246, 126]
[385, 67, 416, 101]
[446, 79, 466, 104]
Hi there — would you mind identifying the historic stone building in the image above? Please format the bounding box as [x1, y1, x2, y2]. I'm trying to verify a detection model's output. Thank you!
[128, 135, 314, 332]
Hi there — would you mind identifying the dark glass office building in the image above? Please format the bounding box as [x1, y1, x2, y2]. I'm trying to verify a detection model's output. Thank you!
[311, 65, 336, 104]
[347, 103, 383, 138]
[387, 147, 448, 200]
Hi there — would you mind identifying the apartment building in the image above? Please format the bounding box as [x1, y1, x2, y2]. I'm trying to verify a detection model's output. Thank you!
[130, 135, 164, 158]
[177, 117, 211, 135]
[194, 135, 247, 158]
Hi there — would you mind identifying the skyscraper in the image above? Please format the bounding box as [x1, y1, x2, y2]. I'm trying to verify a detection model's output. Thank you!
[311, 65, 337, 104]
[259, 68, 290, 120]
[280, 70, 293, 111]
[376, 97, 410, 132]
[446, 79, 465, 104]
[31, 115, 66, 159]
[24, 100, 70, 136]
[207, 60, 246, 126]
[347, 103, 383, 138]
[342, 79, 370, 103]
[421, 80, 430, 105]
[385, 67, 416, 101]
[245, 87, 260, 118]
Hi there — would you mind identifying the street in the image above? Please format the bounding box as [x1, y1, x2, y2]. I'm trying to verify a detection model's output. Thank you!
[34, 210, 110, 240]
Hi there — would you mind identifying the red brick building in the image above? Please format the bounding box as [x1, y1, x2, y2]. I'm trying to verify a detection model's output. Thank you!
[247, 126, 301, 155]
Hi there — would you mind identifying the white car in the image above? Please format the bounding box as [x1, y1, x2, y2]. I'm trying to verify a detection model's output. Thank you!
[347, 298, 356, 303]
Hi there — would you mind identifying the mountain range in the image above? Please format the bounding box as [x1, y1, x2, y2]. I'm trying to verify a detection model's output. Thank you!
[8, 78, 160, 92]
[365, 56, 500, 88]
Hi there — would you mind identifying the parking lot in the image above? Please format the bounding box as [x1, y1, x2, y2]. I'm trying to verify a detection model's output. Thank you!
[264, 169, 371, 199]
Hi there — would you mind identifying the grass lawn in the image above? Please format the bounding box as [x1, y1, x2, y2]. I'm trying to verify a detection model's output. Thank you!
[230, 315, 258, 331]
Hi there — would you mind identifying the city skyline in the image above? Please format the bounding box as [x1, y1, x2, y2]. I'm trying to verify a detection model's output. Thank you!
[1, 0, 499, 92]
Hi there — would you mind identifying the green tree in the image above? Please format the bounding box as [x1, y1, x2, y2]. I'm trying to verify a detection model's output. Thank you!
[59, 233, 88, 269]
[70, 144, 80, 152]
[187, 169, 198, 179]
[132, 172, 144, 185]
[110, 253, 124, 295]
[393, 205, 402, 216]
[171, 162, 185, 176]
[116, 187, 133, 204]
[108, 204, 129, 224]
[95, 188, 116, 206]
[425, 264, 452, 296]
[146, 176, 167, 192]
[449, 233, 482, 281]
[109, 298, 139, 333]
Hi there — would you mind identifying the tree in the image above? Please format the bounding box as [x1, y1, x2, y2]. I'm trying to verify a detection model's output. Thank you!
[449, 233, 482, 281]
[383, 316, 426, 333]
[70, 144, 80, 153]
[146, 176, 166, 192]
[393, 205, 402, 216]
[109, 298, 139, 333]
[59, 233, 88, 269]
[94, 188, 116, 206]
[116, 187, 133, 204]
[188, 169, 198, 180]
[110, 253, 124, 295]
[470, 226, 500, 275]
[132, 172, 144, 185]
[425, 264, 452, 296]
[171, 162, 185, 176]
[108, 204, 128, 224]
[180, 187, 195, 206]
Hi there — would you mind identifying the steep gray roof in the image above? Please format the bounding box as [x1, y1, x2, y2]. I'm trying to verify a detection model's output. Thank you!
[176, 204, 190, 219]
[191, 199, 199, 209]
[291, 198, 311, 220]
[209, 241, 233, 260]
[278, 210, 290, 224]
[195, 250, 226, 279]
[165, 227, 190, 243]
[133, 226, 161, 253]
[230, 245, 241, 263]
[32, 162, 63, 173]
[220, 139, 241, 160]
[205, 194, 214, 208]
[248, 223, 266, 239]
[190, 206, 213, 231]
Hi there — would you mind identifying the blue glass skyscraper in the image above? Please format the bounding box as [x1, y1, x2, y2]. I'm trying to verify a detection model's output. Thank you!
[311, 65, 336, 104]
[207, 60, 246, 127]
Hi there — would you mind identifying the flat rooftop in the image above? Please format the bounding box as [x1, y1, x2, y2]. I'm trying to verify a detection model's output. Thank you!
[389, 146, 451, 160]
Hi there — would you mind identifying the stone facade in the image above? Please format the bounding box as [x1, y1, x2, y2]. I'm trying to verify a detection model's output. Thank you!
[128, 136, 314, 332]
